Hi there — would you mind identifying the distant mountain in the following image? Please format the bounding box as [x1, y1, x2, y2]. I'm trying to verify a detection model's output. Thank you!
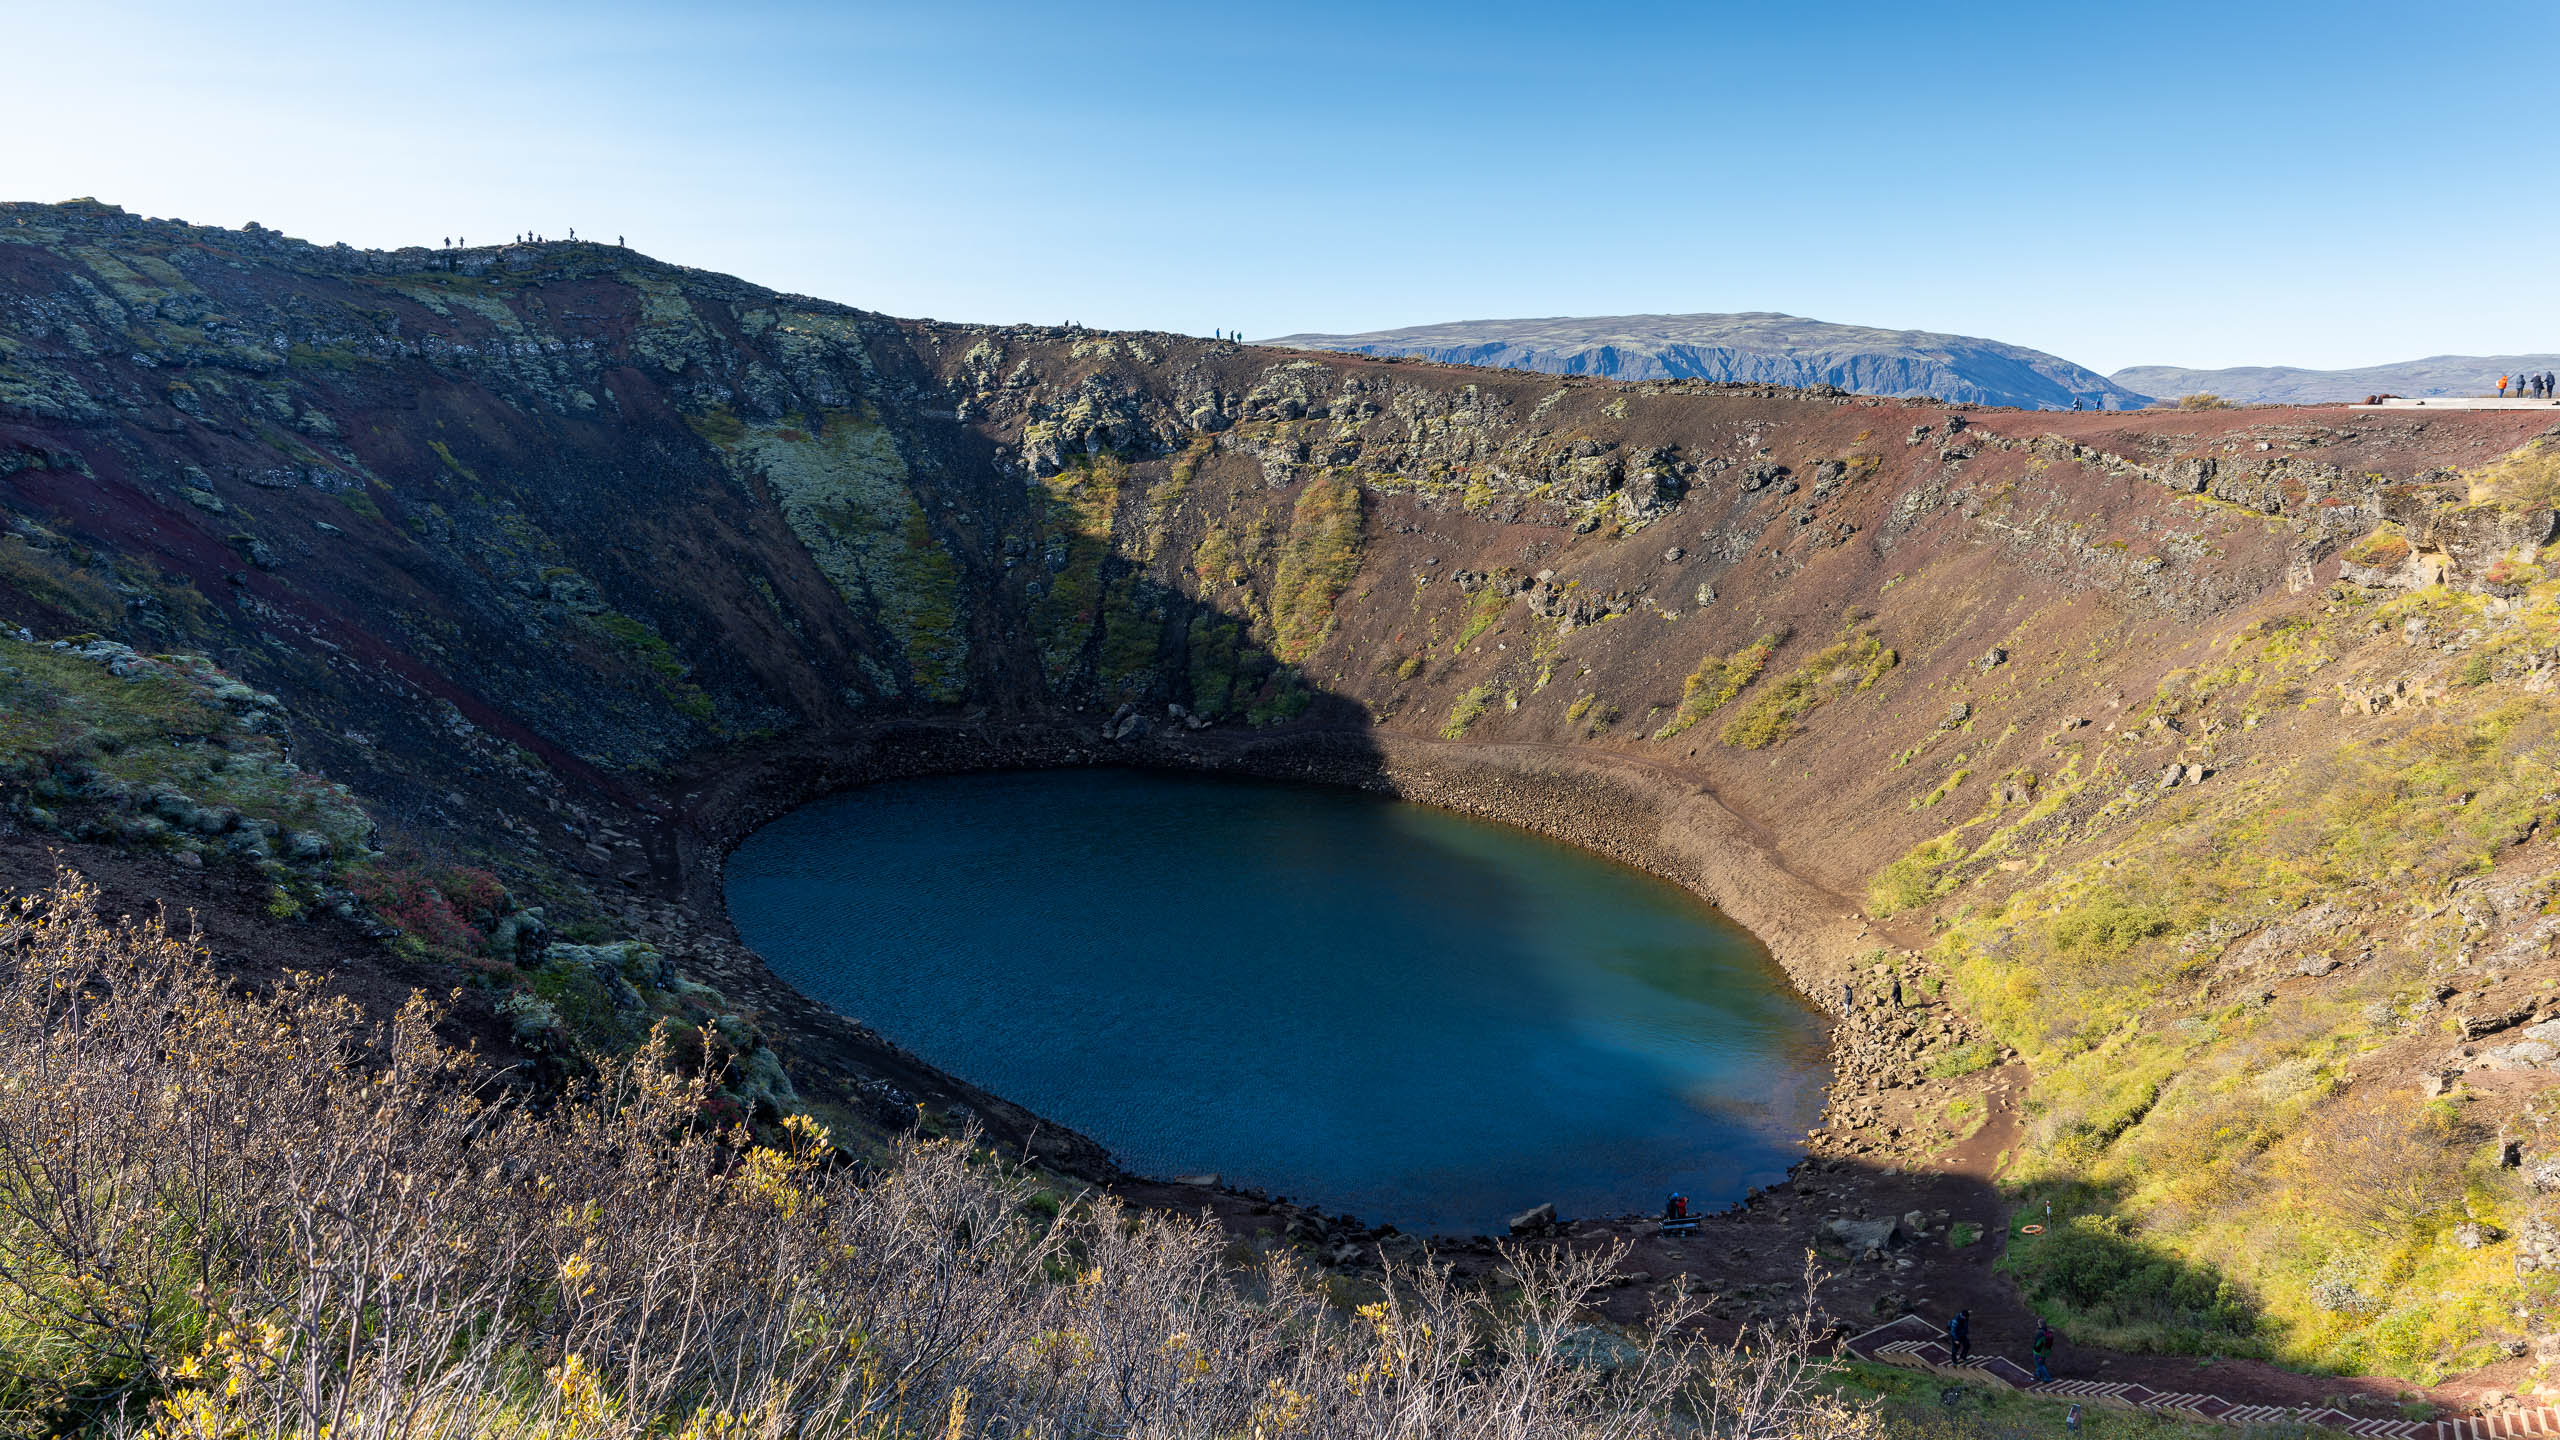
[1260, 311, 2152, 411]
[2111, 355, 2560, 405]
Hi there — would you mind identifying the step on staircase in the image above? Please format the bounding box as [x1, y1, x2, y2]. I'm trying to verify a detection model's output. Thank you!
[1840, 1315, 2560, 1439]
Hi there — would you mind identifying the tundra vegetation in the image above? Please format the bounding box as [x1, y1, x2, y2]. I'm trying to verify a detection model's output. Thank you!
[1879, 550, 2560, 1381]
[0, 873, 1887, 1440]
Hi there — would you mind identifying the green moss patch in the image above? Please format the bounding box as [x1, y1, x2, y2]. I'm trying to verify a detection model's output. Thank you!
[711, 413, 969, 701]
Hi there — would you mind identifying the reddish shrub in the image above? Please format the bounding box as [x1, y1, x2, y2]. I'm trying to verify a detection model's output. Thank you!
[2345, 533, 2412, 569]
[347, 863, 488, 954]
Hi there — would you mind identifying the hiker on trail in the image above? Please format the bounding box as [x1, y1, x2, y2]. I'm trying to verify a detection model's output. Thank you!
[1892, 977, 1905, 1008]
[2032, 1319, 2055, 1381]
[1947, 1309, 1971, 1363]
[1843, 982, 1855, 1012]
[1665, 1192, 1688, 1219]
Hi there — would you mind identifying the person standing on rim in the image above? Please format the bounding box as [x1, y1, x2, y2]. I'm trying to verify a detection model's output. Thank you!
[2500, 374, 2512, 398]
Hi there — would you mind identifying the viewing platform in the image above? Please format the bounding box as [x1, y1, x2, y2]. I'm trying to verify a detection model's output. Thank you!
[2351, 397, 2560, 410]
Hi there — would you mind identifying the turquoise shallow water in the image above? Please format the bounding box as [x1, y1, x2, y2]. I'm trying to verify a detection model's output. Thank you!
[725, 768, 1829, 1235]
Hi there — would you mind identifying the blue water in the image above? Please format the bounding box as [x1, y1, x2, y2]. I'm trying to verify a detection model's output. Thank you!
[725, 768, 1828, 1234]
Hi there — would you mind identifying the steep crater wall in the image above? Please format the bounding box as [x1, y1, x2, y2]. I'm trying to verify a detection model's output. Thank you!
[18, 204, 2560, 1377]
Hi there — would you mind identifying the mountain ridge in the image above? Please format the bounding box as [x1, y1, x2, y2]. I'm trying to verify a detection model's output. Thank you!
[1263, 310, 2155, 411]
[2113, 353, 2560, 404]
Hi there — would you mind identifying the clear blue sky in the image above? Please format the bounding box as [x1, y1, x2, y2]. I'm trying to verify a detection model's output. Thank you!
[10, 0, 2558, 373]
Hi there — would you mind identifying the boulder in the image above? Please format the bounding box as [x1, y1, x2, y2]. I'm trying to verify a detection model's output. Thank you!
[1526, 1324, 1642, 1373]
[2522, 1218, 2560, 1276]
[1825, 1217, 1903, 1253]
[2454, 1222, 2505, 1250]
[1508, 1202, 1558, 1237]
[2480, 1041, 2559, 1071]
[2459, 1005, 2530, 1038]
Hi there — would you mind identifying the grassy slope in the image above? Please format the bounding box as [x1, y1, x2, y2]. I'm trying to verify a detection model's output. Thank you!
[1865, 541, 2560, 1380]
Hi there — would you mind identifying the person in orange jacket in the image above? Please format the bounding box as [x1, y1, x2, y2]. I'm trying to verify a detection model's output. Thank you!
[2500, 374, 2513, 397]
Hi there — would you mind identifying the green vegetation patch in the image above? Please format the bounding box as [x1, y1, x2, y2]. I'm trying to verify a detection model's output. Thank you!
[581, 609, 717, 723]
[0, 530, 126, 631]
[1026, 455, 1127, 689]
[1895, 622, 2560, 1376]
[0, 635, 373, 869]
[1269, 472, 1365, 663]
[1720, 633, 1897, 750]
[2465, 437, 2560, 511]
[1926, 1041, 2001, 1079]
[1442, 683, 1498, 739]
[1653, 630, 1784, 740]
[713, 412, 969, 701]
[1869, 833, 1962, 916]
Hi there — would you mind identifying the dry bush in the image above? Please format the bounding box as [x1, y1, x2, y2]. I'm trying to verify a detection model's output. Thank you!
[0, 873, 1885, 1440]
[2277, 1088, 2475, 1241]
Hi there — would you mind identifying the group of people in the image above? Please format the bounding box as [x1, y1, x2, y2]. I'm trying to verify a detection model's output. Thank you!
[2499, 371, 2558, 399]
[1841, 976, 1907, 1012]
[1943, 1309, 2060, 1382]
[1652, 1194, 2062, 1381]
[435, 233, 629, 250]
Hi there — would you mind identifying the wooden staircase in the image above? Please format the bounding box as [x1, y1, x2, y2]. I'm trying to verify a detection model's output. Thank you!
[1841, 1315, 2558, 1439]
